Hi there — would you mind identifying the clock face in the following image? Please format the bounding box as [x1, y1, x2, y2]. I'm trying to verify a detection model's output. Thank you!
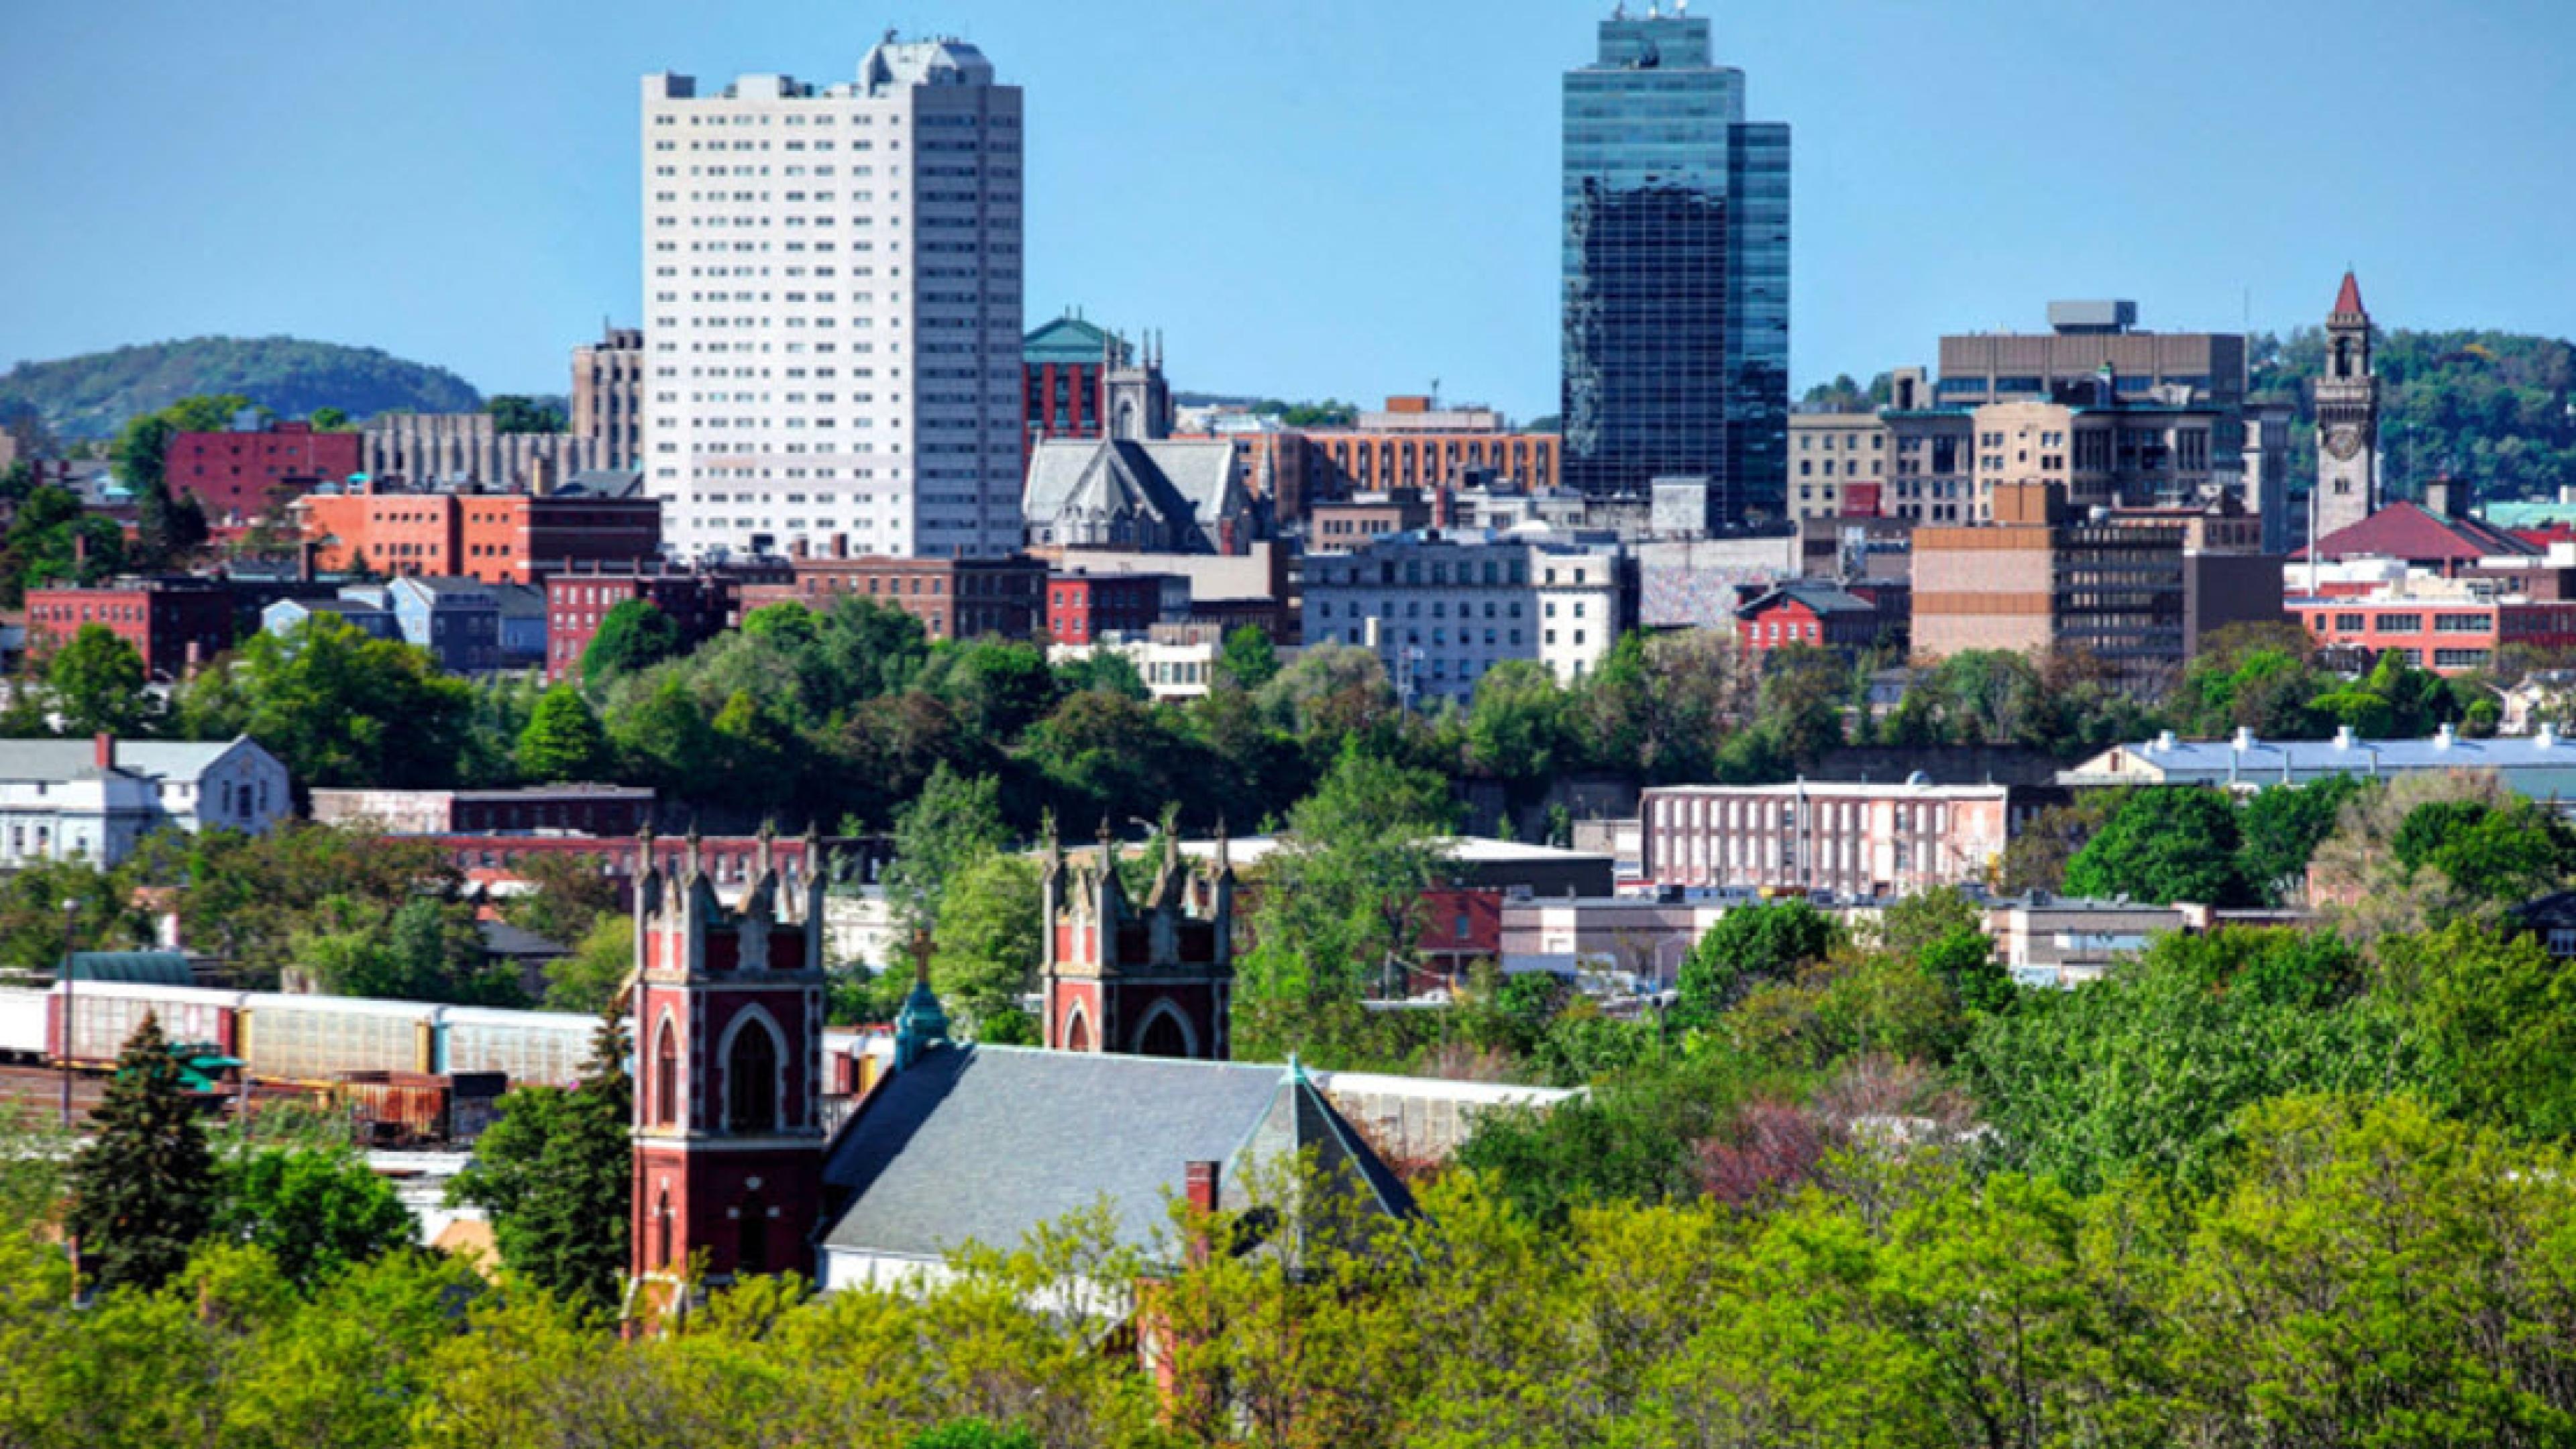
[2326, 427, 2365, 462]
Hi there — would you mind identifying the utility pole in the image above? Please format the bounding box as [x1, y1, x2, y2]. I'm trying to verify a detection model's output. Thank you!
[57, 898, 80, 1128]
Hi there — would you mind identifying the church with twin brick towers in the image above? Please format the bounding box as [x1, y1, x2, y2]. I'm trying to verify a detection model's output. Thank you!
[625, 818, 1240, 1309]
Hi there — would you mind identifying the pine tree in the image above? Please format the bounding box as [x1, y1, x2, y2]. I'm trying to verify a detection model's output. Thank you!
[517, 684, 612, 783]
[445, 1009, 632, 1314]
[64, 1012, 215, 1293]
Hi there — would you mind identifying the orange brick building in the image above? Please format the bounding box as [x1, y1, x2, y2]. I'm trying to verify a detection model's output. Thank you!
[294, 484, 662, 584]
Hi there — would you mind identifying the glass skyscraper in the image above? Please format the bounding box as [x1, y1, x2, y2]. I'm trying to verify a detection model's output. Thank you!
[1561, 8, 1788, 521]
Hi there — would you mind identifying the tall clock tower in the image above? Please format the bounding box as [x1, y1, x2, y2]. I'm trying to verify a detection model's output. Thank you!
[2313, 270, 2379, 540]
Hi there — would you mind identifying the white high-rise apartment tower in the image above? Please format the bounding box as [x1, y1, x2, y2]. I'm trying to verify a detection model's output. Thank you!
[641, 36, 1024, 560]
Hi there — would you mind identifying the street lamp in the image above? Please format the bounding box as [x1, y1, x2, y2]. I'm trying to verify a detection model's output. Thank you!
[57, 898, 80, 1128]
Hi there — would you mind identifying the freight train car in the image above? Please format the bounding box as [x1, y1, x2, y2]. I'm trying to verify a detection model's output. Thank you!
[0, 987, 46, 1062]
[237, 993, 437, 1085]
[52, 983, 248, 1068]
[437, 1006, 594, 1087]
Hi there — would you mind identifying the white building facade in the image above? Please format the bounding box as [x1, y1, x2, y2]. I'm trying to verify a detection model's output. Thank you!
[642, 38, 1024, 562]
[1301, 529, 1627, 704]
[0, 737, 292, 868]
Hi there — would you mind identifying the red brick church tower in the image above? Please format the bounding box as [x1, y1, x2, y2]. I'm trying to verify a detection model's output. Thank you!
[629, 826, 828, 1314]
[1040, 820, 1234, 1059]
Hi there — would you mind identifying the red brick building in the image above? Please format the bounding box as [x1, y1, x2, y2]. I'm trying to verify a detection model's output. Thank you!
[25, 577, 235, 681]
[2288, 588, 2576, 675]
[543, 562, 782, 680]
[166, 422, 362, 523]
[1414, 886, 1503, 990]
[1734, 580, 1890, 659]
[739, 552, 1044, 641]
[1045, 572, 1168, 645]
[296, 484, 662, 584]
[309, 784, 657, 837]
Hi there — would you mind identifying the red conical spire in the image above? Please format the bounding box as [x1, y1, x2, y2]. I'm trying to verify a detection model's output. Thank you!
[2332, 270, 2366, 317]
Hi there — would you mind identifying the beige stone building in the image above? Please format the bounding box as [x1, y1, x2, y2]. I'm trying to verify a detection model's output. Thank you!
[1969, 399, 2222, 519]
[1911, 482, 2188, 686]
[1788, 413, 1886, 520]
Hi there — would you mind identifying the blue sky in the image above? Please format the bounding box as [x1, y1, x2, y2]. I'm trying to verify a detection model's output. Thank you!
[3, 0, 2571, 420]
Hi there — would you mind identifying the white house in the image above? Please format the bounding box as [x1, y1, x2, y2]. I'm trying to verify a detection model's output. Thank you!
[0, 735, 292, 867]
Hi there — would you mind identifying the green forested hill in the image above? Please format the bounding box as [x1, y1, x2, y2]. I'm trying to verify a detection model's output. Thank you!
[2251, 327, 2576, 500]
[0, 336, 482, 441]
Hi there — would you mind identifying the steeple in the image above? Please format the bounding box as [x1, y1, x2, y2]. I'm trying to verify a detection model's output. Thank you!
[2332, 269, 2366, 319]
[893, 928, 950, 1070]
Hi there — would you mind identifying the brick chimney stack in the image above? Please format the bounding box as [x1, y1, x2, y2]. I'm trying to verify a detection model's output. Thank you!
[1183, 1159, 1220, 1214]
[93, 733, 113, 771]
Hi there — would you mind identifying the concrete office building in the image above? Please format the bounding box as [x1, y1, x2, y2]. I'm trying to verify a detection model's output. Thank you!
[1935, 301, 2247, 417]
[572, 327, 647, 468]
[642, 37, 1024, 561]
[362, 413, 617, 491]
[1560, 7, 1788, 517]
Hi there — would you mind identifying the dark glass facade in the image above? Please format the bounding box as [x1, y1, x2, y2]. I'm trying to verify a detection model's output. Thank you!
[1561, 13, 1788, 521]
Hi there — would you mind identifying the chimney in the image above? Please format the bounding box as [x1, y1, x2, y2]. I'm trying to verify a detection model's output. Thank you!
[1183, 1159, 1220, 1214]
[93, 733, 113, 771]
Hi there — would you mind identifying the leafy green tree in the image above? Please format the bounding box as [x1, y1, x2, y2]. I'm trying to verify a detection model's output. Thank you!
[500, 849, 621, 951]
[2236, 773, 2365, 901]
[65, 1013, 216, 1292]
[0, 483, 127, 604]
[2063, 786, 2256, 906]
[581, 598, 684, 686]
[42, 623, 151, 737]
[1962, 928, 2416, 1193]
[1235, 743, 1458, 1062]
[909, 1421, 1040, 1449]
[176, 613, 472, 789]
[543, 916, 634, 1016]
[2389, 921, 2576, 1138]
[445, 1013, 631, 1315]
[929, 853, 1043, 1030]
[884, 763, 1009, 932]
[210, 1147, 414, 1288]
[516, 684, 612, 782]
[307, 406, 354, 432]
[1216, 625, 1280, 690]
[484, 394, 566, 434]
[1676, 900, 1839, 1024]
[1464, 660, 1567, 785]
[1053, 647, 1148, 701]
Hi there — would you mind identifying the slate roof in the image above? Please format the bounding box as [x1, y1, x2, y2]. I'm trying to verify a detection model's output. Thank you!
[488, 582, 546, 620]
[820, 1044, 1411, 1265]
[1736, 580, 1878, 619]
[1024, 438, 1244, 553]
[0, 737, 264, 787]
[2300, 502, 2536, 566]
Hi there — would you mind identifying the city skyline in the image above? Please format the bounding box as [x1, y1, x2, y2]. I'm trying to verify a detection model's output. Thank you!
[3, 0, 2572, 419]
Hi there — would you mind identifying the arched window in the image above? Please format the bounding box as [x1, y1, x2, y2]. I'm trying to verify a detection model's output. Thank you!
[2334, 337, 2352, 379]
[655, 1188, 672, 1269]
[1136, 1005, 1191, 1059]
[1063, 1007, 1091, 1054]
[724, 1020, 779, 1134]
[653, 1020, 679, 1128]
